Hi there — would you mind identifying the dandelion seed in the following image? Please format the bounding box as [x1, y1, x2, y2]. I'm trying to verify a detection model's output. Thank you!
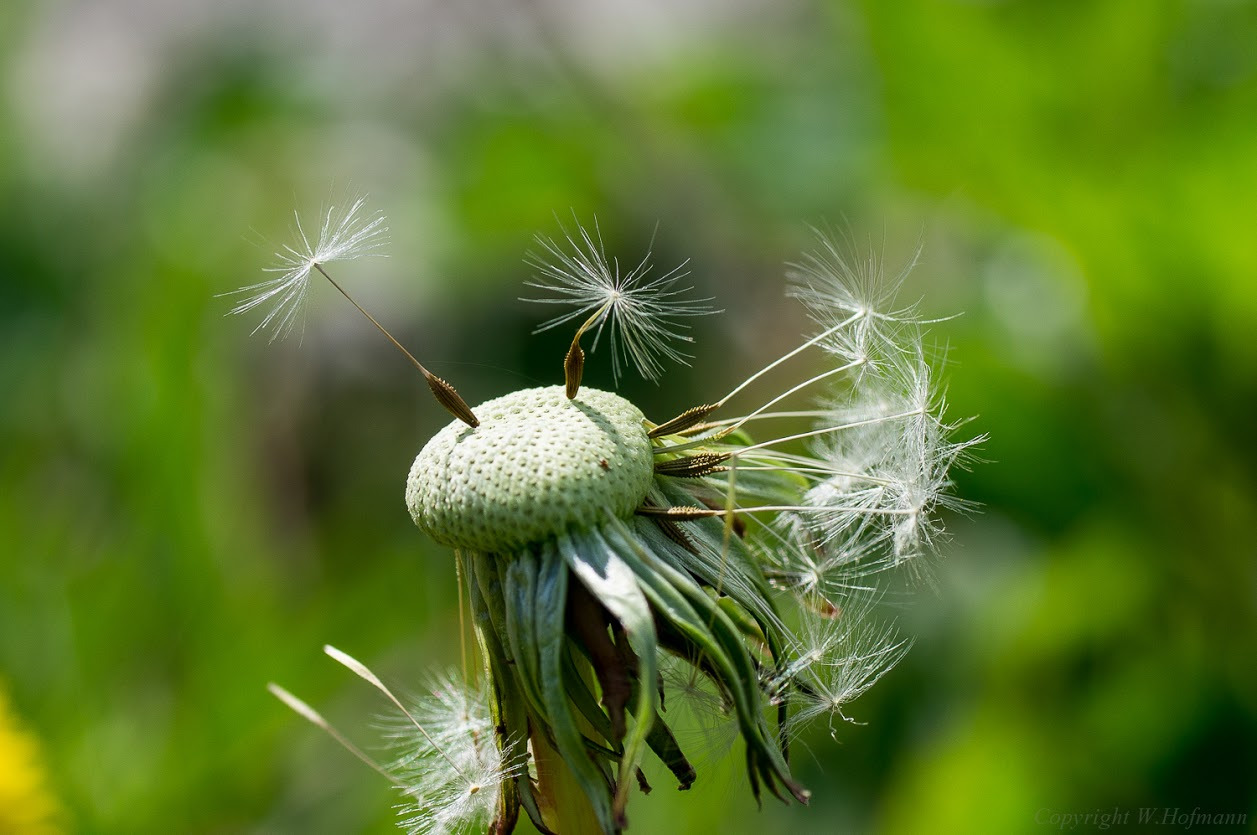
[385, 675, 524, 835]
[224, 196, 389, 342]
[788, 228, 924, 329]
[377, 671, 496, 768]
[271, 657, 519, 835]
[772, 596, 914, 740]
[656, 655, 740, 771]
[760, 511, 883, 604]
[523, 218, 716, 386]
[799, 346, 984, 567]
[223, 195, 480, 426]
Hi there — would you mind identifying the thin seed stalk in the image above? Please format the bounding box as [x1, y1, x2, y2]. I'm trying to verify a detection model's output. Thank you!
[312, 263, 480, 427]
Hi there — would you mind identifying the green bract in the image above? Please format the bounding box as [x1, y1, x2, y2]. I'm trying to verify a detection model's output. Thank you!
[405, 386, 655, 553]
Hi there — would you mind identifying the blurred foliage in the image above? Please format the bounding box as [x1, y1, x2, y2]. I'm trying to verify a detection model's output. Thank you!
[1, 0, 1255, 832]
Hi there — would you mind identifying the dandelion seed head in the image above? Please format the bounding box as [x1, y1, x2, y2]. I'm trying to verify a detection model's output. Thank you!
[386, 675, 522, 835]
[522, 218, 716, 384]
[406, 386, 656, 552]
[223, 196, 389, 342]
[255, 214, 981, 832]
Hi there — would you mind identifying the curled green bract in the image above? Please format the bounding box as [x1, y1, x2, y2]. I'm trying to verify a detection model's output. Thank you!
[406, 386, 655, 553]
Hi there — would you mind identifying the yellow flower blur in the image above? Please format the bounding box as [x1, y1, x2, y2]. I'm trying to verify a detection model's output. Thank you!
[0, 684, 61, 835]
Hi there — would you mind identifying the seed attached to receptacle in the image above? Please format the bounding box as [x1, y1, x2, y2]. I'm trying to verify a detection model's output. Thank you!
[653, 452, 730, 478]
[648, 403, 719, 438]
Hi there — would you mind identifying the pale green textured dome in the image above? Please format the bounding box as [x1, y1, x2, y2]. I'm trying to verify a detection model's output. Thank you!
[406, 386, 655, 552]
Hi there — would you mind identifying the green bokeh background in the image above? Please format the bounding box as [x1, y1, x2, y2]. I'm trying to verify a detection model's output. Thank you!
[2, 1, 1255, 832]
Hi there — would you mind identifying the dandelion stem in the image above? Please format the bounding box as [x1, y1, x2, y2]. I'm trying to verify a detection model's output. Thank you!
[311, 263, 479, 427]
[729, 505, 917, 516]
[730, 461, 900, 486]
[638, 503, 915, 520]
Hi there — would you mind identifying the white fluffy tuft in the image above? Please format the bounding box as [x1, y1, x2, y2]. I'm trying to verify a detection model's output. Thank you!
[223, 195, 389, 341]
[522, 217, 715, 383]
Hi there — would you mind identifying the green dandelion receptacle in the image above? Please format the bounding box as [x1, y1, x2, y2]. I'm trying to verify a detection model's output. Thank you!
[241, 200, 981, 835]
[406, 386, 654, 553]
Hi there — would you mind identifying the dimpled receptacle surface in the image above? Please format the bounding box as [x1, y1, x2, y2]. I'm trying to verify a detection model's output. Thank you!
[406, 386, 655, 552]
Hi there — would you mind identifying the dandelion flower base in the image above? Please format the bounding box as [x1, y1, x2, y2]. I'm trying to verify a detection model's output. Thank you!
[406, 386, 655, 553]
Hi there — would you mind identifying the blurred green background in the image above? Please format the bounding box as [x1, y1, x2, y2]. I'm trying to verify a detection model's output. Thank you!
[2, 0, 1255, 832]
